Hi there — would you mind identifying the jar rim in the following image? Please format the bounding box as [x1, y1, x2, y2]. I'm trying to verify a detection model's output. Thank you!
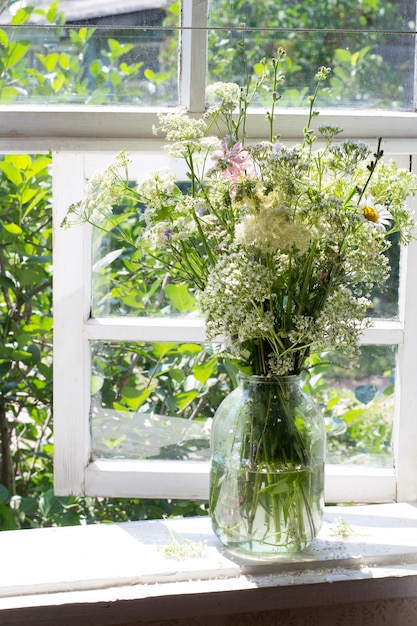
[238, 372, 301, 383]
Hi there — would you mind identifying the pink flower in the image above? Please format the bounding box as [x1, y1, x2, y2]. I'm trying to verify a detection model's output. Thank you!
[211, 140, 257, 183]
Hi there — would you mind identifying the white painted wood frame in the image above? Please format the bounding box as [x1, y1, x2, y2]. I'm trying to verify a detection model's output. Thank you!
[1, 0, 417, 503]
[50, 140, 417, 503]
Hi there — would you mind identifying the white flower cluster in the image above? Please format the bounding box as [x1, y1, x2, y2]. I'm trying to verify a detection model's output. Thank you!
[63, 150, 131, 227]
[206, 82, 241, 112]
[235, 201, 310, 254]
[200, 251, 275, 344]
[155, 108, 207, 142]
[138, 169, 176, 206]
[312, 286, 371, 357]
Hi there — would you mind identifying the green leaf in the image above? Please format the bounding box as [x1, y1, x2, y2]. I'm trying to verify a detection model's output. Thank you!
[36, 52, 58, 71]
[0, 274, 15, 289]
[193, 357, 218, 384]
[0, 86, 23, 100]
[144, 68, 155, 80]
[21, 187, 38, 204]
[22, 188, 49, 218]
[168, 368, 185, 384]
[93, 249, 123, 271]
[107, 38, 134, 59]
[340, 408, 366, 424]
[0, 161, 23, 186]
[0, 501, 17, 530]
[19, 496, 38, 516]
[165, 283, 195, 312]
[0, 29, 8, 47]
[253, 62, 265, 77]
[26, 156, 51, 178]
[52, 72, 65, 93]
[11, 348, 36, 363]
[8, 153, 32, 171]
[38, 489, 64, 518]
[91, 375, 104, 395]
[383, 384, 394, 397]
[6, 41, 30, 68]
[25, 344, 41, 363]
[121, 386, 153, 410]
[3, 223, 22, 235]
[89, 59, 103, 78]
[120, 62, 142, 76]
[334, 48, 352, 63]
[150, 342, 177, 358]
[259, 478, 291, 496]
[11, 7, 33, 25]
[104, 435, 126, 450]
[177, 344, 201, 356]
[0, 484, 9, 503]
[174, 390, 198, 411]
[59, 52, 70, 70]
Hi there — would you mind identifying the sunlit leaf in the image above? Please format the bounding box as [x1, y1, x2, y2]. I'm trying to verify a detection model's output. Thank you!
[174, 390, 199, 411]
[91, 375, 104, 395]
[6, 41, 30, 67]
[165, 283, 195, 312]
[177, 344, 201, 356]
[193, 357, 218, 384]
[121, 386, 153, 410]
[0, 29, 8, 47]
[0, 161, 23, 186]
[3, 223, 22, 235]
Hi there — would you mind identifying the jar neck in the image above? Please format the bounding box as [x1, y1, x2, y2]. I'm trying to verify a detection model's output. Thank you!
[238, 373, 301, 386]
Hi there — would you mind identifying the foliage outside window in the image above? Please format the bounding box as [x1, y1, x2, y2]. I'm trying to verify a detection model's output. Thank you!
[0, 0, 415, 108]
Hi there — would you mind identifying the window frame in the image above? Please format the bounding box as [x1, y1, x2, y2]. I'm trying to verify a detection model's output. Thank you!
[50, 136, 417, 504]
[1, 0, 417, 503]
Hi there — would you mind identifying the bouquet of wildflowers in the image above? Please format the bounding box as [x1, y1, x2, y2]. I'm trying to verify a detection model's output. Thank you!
[65, 52, 417, 556]
[65, 52, 416, 379]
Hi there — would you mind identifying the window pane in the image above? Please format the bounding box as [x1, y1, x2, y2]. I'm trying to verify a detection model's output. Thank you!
[90, 341, 233, 461]
[306, 345, 395, 468]
[208, 0, 415, 110]
[91, 341, 395, 468]
[0, 4, 178, 105]
[369, 233, 400, 319]
[91, 191, 200, 318]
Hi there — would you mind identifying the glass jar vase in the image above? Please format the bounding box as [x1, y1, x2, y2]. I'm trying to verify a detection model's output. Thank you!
[209, 374, 326, 560]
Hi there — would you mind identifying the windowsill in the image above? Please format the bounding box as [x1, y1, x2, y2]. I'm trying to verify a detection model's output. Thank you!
[1, 503, 417, 625]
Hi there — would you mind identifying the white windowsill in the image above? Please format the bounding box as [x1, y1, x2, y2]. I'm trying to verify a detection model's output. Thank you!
[1, 502, 417, 625]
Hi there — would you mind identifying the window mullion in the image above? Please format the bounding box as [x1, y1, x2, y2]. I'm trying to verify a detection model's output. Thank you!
[394, 165, 417, 500]
[53, 152, 92, 495]
[179, 0, 209, 112]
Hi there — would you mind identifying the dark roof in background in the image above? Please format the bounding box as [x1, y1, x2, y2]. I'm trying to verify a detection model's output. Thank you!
[0, 0, 169, 24]
[60, 0, 169, 21]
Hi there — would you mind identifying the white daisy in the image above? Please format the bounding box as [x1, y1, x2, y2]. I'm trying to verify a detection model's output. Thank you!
[359, 195, 392, 232]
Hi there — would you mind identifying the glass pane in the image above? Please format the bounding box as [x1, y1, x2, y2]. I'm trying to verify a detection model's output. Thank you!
[91, 180, 200, 318]
[91, 341, 395, 468]
[369, 232, 400, 318]
[0, 3, 178, 105]
[90, 341, 233, 460]
[306, 345, 395, 468]
[208, 0, 415, 110]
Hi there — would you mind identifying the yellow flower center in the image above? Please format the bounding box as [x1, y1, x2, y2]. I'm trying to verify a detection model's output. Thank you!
[362, 205, 379, 223]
